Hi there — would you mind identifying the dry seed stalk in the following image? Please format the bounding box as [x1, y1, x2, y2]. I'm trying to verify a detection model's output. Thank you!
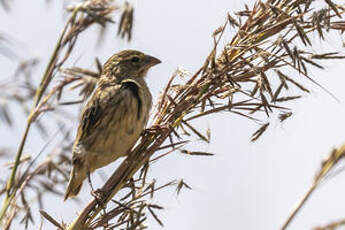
[1, 0, 345, 229]
[64, 0, 345, 229]
[0, 0, 125, 226]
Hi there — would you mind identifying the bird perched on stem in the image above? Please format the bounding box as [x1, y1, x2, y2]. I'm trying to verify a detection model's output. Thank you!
[64, 50, 161, 200]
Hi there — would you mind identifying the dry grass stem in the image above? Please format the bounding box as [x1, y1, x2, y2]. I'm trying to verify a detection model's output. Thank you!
[314, 218, 345, 230]
[280, 144, 345, 230]
[0, 0, 132, 227]
[1, 0, 345, 229]
[62, 0, 345, 229]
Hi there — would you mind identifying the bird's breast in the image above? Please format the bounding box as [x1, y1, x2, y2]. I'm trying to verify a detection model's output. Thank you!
[85, 83, 151, 171]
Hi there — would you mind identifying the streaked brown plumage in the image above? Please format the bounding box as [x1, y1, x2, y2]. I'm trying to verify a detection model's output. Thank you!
[64, 50, 160, 200]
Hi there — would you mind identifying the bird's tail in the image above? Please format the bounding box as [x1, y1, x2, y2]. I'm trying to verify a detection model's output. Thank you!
[64, 164, 86, 201]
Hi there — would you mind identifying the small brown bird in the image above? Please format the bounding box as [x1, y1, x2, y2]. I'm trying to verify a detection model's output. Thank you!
[64, 50, 160, 200]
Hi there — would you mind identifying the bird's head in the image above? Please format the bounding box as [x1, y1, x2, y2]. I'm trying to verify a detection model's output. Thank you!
[102, 50, 161, 80]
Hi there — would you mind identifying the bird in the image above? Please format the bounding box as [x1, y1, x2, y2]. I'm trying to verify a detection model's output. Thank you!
[64, 50, 161, 200]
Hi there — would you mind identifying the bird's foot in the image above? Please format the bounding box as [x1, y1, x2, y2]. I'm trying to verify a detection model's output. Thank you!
[91, 189, 107, 210]
[87, 172, 107, 210]
[91, 188, 105, 201]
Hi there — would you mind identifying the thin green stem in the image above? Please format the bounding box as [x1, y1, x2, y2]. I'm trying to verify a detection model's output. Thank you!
[0, 116, 33, 224]
[33, 9, 76, 106]
[0, 8, 79, 226]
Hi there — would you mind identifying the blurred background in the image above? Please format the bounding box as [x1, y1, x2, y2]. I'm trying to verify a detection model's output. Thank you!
[1, 0, 345, 229]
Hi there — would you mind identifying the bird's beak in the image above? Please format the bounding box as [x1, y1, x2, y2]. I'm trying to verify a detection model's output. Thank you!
[145, 55, 161, 67]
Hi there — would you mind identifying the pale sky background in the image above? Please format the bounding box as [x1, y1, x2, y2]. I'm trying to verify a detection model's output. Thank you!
[1, 0, 345, 230]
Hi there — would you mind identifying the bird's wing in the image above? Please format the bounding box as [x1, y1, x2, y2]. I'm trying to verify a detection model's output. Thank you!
[76, 79, 142, 144]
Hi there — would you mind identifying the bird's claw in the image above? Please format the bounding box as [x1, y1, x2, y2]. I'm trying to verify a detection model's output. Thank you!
[91, 189, 107, 210]
[91, 188, 105, 200]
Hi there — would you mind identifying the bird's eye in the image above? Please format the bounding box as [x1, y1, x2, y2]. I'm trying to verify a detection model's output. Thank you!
[130, 56, 140, 63]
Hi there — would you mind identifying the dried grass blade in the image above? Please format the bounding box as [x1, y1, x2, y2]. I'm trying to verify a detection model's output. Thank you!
[40, 210, 64, 230]
[251, 123, 269, 142]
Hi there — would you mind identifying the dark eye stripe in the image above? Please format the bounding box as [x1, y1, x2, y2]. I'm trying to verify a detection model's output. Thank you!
[131, 56, 140, 63]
